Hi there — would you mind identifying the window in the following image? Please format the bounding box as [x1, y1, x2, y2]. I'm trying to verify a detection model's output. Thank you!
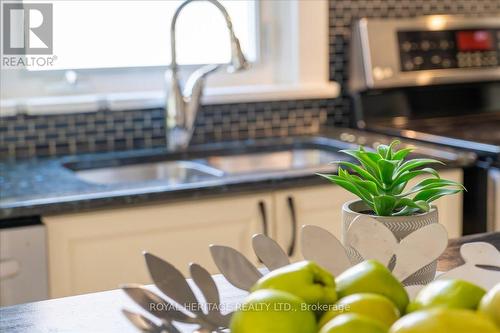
[1, 0, 338, 114]
[32, 0, 257, 70]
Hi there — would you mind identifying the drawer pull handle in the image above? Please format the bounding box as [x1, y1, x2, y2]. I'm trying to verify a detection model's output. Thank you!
[287, 196, 297, 257]
[258, 201, 268, 236]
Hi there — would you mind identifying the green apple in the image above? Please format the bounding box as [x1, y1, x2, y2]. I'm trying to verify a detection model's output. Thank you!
[407, 279, 486, 313]
[335, 260, 409, 313]
[389, 308, 498, 333]
[479, 283, 500, 328]
[230, 289, 317, 333]
[251, 261, 337, 305]
[319, 313, 388, 333]
[319, 293, 400, 329]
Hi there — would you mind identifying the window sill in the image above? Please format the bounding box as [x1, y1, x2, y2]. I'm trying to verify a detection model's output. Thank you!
[203, 82, 340, 104]
[1, 82, 340, 116]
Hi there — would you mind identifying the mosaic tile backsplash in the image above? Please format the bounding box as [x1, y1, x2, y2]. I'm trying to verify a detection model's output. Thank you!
[0, 100, 338, 159]
[2, 0, 500, 160]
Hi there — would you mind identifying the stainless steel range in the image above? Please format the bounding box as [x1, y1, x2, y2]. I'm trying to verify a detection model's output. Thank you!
[349, 15, 500, 234]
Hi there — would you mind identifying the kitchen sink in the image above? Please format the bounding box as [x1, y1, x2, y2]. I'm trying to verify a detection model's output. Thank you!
[65, 139, 345, 185]
[71, 160, 224, 185]
[206, 148, 340, 175]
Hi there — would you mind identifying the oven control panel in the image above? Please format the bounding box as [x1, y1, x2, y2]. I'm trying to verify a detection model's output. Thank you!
[398, 29, 500, 71]
[349, 16, 500, 91]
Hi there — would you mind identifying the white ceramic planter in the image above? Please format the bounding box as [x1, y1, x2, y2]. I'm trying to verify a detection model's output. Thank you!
[342, 200, 439, 285]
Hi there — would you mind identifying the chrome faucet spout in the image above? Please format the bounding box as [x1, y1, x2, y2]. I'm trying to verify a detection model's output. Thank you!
[165, 0, 249, 151]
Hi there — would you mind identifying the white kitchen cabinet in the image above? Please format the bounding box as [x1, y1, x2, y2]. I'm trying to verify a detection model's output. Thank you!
[273, 185, 357, 261]
[44, 194, 272, 298]
[44, 168, 463, 298]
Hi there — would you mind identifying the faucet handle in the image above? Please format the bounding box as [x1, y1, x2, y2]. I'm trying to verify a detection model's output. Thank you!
[182, 64, 220, 99]
[183, 64, 221, 139]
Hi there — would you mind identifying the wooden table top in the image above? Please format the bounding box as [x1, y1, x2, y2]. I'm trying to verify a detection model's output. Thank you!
[1, 232, 499, 333]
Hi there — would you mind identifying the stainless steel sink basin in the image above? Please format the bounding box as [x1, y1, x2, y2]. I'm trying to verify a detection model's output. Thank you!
[206, 148, 341, 175]
[73, 160, 224, 185]
[68, 144, 343, 186]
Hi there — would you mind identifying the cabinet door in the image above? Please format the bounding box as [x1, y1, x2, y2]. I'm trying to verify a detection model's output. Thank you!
[274, 185, 356, 262]
[44, 194, 272, 298]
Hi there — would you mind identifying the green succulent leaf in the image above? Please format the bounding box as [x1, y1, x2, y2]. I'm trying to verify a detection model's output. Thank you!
[377, 145, 390, 159]
[332, 161, 383, 187]
[339, 148, 379, 177]
[391, 182, 407, 195]
[414, 188, 462, 203]
[395, 158, 445, 178]
[373, 195, 397, 216]
[392, 147, 414, 161]
[317, 174, 374, 206]
[364, 151, 383, 164]
[351, 178, 379, 196]
[392, 206, 420, 216]
[385, 140, 401, 160]
[338, 168, 377, 201]
[396, 198, 431, 212]
[390, 168, 440, 189]
[377, 159, 399, 185]
[397, 178, 465, 198]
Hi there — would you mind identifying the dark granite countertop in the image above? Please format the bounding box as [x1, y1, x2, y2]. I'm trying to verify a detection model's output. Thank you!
[0, 128, 477, 221]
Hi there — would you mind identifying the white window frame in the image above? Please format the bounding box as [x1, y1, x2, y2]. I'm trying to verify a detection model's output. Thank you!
[0, 0, 339, 116]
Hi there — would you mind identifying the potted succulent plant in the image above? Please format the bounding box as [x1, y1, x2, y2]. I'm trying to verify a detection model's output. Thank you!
[319, 140, 464, 283]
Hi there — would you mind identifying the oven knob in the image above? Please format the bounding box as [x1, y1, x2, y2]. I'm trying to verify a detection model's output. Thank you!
[413, 56, 424, 65]
[472, 52, 482, 67]
[420, 40, 431, 51]
[439, 40, 450, 50]
[442, 58, 452, 68]
[404, 61, 414, 70]
[401, 41, 412, 52]
[457, 53, 472, 68]
[431, 55, 442, 64]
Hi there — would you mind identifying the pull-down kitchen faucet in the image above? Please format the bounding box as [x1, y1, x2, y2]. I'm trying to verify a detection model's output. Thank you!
[165, 0, 249, 151]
